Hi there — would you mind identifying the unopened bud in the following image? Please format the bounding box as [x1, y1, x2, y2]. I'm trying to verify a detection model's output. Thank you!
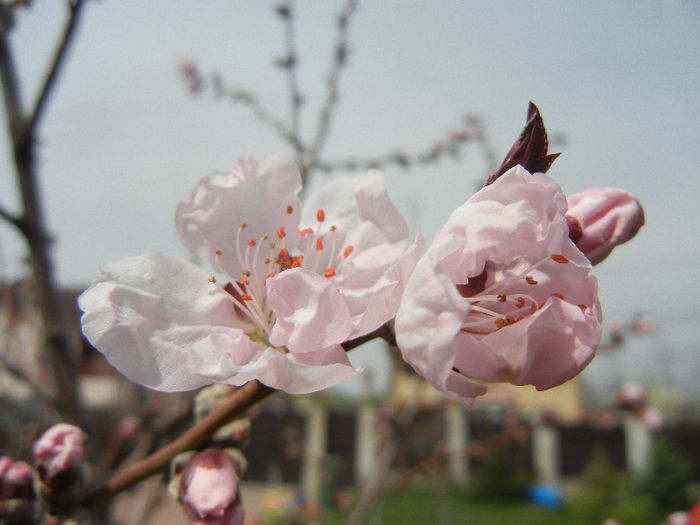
[0, 457, 36, 522]
[32, 423, 85, 493]
[665, 511, 689, 525]
[566, 187, 644, 264]
[640, 407, 664, 431]
[180, 450, 245, 525]
[616, 381, 646, 410]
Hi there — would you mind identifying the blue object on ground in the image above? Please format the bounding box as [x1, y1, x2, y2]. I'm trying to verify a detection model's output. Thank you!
[527, 484, 563, 508]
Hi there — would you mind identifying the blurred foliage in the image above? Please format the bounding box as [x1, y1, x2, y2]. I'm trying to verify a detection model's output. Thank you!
[466, 448, 534, 501]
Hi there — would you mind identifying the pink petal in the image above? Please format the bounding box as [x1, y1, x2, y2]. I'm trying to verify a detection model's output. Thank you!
[79, 252, 249, 391]
[267, 268, 352, 352]
[175, 151, 302, 278]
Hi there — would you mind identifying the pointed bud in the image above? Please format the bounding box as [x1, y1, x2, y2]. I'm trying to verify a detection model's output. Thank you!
[566, 187, 644, 264]
[487, 102, 560, 185]
[32, 424, 85, 493]
[180, 450, 245, 525]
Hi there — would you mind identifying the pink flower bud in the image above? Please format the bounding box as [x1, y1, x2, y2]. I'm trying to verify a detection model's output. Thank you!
[180, 450, 244, 525]
[0, 457, 35, 501]
[616, 381, 646, 409]
[665, 511, 689, 525]
[566, 187, 644, 264]
[32, 423, 85, 492]
[640, 407, 664, 431]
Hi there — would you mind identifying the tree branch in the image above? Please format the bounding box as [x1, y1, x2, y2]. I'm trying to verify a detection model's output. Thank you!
[23, 0, 88, 144]
[304, 0, 360, 177]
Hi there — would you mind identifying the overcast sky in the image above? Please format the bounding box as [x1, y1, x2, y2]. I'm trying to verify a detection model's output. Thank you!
[1, 1, 699, 401]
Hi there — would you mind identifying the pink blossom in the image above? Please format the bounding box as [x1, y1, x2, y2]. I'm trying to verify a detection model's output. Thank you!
[79, 152, 420, 394]
[0, 457, 35, 501]
[566, 187, 644, 264]
[666, 511, 689, 525]
[180, 450, 244, 525]
[616, 381, 646, 409]
[395, 166, 601, 403]
[640, 407, 664, 430]
[32, 423, 85, 491]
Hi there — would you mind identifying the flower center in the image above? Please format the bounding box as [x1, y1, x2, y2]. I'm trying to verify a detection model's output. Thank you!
[208, 206, 355, 341]
[459, 254, 572, 337]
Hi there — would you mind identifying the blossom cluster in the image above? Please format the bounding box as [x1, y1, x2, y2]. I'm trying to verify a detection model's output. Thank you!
[79, 148, 644, 404]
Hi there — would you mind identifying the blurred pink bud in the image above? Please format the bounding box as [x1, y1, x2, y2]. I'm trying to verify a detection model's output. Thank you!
[0, 457, 35, 501]
[566, 187, 644, 264]
[180, 450, 244, 525]
[616, 381, 646, 409]
[32, 423, 85, 491]
[640, 407, 664, 431]
[666, 511, 689, 525]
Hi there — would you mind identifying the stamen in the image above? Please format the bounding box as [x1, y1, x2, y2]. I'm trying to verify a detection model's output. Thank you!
[248, 240, 256, 247]
[324, 268, 336, 278]
[300, 228, 313, 236]
[286, 205, 293, 214]
[277, 227, 286, 239]
[317, 209, 325, 222]
[343, 246, 354, 258]
[316, 237, 324, 250]
[551, 254, 569, 264]
[526, 276, 538, 285]
[208, 276, 216, 283]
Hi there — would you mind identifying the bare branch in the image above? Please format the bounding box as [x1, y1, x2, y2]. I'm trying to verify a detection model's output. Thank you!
[318, 117, 480, 173]
[0, 351, 57, 409]
[180, 62, 306, 154]
[304, 0, 360, 176]
[24, 0, 88, 143]
[275, 0, 304, 159]
[0, 201, 26, 233]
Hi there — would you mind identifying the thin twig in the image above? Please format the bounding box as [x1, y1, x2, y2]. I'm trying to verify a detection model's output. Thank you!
[23, 0, 88, 144]
[277, 0, 304, 160]
[84, 380, 274, 503]
[304, 0, 360, 177]
[0, 351, 57, 407]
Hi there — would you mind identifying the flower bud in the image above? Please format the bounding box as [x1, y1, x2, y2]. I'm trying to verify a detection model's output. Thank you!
[566, 187, 644, 264]
[180, 449, 245, 525]
[665, 511, 689, 525]
[616, 381, 646, 410]
[32, 423, 85, 493]
[0, 457, 36, 522]
[640, 407, 664, 431]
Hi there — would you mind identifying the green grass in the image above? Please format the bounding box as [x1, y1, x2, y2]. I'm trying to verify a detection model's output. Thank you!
[322, 482, 669, 525]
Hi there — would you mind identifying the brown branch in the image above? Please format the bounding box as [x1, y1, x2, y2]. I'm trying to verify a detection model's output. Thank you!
[0, 0, 88, 424]
[23, 0, 88, 144]
[82, 380, 275, 503]
[276, 0, 304, 161]
[304, 0, 360, 177]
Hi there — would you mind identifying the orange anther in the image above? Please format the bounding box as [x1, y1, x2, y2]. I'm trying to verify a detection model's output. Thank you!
[286, 205, 293, 214]
[279, 248, 290, 260]
[497, 294, 507, 302]
[343, 246, 354, 258]
[324, 268, 336, 278]
[248, 240, 256, 247]
[239, 277, 249, 285]
[208, 276, 216, 283]
[317, 209, 325, 222]
[551, 254, 569, 264]
[316, 236, 324, 250]
[240, 222, 248, 229]
[241, 293, 252, 301]
[215, 249, 223, 256]
[526, 276, 538, 285]
[277, 227, 286, 239]
[330, 225, 337, 232]
[300, 228, 314, 236]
